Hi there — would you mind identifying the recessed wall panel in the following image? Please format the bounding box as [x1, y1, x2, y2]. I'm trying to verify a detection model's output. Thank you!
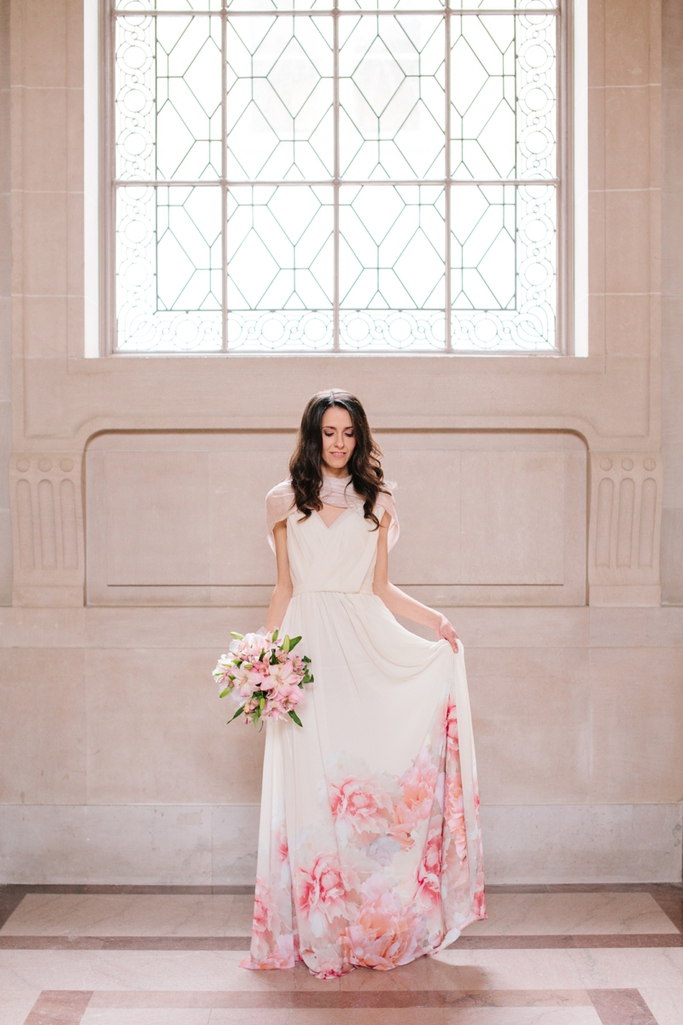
[86, 431, 586, 606]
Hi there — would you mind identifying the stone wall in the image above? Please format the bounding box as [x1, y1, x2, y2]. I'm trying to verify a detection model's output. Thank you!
[1, 0, 681, 884]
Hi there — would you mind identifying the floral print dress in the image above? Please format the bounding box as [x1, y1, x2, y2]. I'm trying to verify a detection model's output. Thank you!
[241, 483, 486, 979]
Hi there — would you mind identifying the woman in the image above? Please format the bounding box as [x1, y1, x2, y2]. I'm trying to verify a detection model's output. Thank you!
[242, 389, 485, 979]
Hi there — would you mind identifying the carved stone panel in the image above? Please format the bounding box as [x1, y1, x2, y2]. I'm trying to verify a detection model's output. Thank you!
[588, 453, 663, 606]
[10, 454, 85, 606]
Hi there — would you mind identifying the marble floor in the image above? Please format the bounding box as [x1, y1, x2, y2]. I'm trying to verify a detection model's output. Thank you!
[1, 884, 682, 1025]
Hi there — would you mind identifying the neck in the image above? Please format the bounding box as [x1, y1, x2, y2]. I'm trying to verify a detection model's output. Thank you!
[322, 467, 351, 480]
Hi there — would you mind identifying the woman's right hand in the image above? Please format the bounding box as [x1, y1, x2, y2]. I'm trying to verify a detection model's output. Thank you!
[435, 615, 459, 653]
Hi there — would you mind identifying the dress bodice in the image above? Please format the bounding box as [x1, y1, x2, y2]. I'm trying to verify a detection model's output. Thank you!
[265, 479, 398, 596]
[286, 506, 381, 595]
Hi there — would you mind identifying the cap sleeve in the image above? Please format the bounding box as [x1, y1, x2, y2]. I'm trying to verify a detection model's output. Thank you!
[375, 488, 399, 551]
[265, 481, 295, 552]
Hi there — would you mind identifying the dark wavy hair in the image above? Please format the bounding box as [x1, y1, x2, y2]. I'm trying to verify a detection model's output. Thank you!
[289, 390, 389, 529]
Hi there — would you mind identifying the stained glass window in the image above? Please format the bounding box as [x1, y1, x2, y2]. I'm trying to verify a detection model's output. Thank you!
[111, 0, 562, 352]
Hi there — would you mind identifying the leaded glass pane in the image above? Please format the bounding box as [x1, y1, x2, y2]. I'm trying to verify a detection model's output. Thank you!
[338, 0, 445, 12]
[227, 0, 333, 11]
[116, 185, 223, 351]
[339, 184, 445, 349]
[115, 14, 222, 181]
[227, 185, 334, 351]
[339, 15, 445, 179]
[451, 183, 556, 350]
[450, 0, 555, 8]
[116, 0, 222, 10]
[111, 1, 562, 353]
[226, 16, 334, 180]
[451, 13, 555, 180]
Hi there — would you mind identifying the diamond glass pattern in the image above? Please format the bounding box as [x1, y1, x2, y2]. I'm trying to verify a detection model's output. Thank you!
[115, 14, 222, 181]
[339, 15, 445, 180]
[116, 185, 223, 351]
[226, 16, 333, 180]
[339, 184, 445, 349]
[112, 1, 561, 353]
[451, 13, 555, 180]
[451, 183, 556, 349]
[227, 185, 334, 350]
[116, 0, 222, 10]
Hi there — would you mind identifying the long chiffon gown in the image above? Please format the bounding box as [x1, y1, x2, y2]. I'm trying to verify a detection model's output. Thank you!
[241, 477, 486, 979]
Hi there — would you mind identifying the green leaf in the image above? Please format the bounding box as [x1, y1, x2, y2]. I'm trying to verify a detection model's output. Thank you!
[288, 636, 302, 651]
[302, 656, 311, 663]
[288, 709, 303, 727]
[228, 706, 244, 723]
[230, 632, 244, 640]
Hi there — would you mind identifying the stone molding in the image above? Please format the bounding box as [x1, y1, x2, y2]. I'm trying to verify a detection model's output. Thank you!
[588, 453, 663, 606]
[10, 454, 85, 607]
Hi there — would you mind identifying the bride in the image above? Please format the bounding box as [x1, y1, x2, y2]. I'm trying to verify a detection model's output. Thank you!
[241, 389, 485, 979]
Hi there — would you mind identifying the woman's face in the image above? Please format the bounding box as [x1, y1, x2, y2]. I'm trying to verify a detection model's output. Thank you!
[321, 406, 356, 474]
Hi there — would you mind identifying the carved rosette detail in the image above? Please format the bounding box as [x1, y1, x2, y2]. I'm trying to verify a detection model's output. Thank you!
[10, 454, 85, 605]
[589, 453, 663, 605]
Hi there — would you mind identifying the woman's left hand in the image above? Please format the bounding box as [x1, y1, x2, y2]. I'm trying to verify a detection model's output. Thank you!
[435, 615, 459, 653]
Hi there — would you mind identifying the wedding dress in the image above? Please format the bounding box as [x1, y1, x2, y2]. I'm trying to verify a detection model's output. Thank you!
[241, 475, 486, 979]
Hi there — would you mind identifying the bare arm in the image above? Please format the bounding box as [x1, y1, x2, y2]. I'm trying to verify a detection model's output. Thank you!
[372, 511, 459, 652]
[265, 520, 293, 633]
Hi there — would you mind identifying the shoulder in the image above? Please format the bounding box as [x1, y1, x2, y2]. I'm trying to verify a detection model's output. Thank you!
[266, 480, 296, 526]
[266, 479, 294, 505]
[374, 481, 397, 516]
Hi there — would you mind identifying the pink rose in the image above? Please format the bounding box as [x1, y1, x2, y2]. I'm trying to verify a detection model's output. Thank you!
[277, 829, 289, 865]
[416, 827, 443, 908]
[343, 876, 427, 970]
[241, 933, 295, 970]
[296, 852, 348, 938]
[389, 750, 438, 847]
[252, 878, 277, 938]
[329, 776, 394, 844]
[445, 702, 460, 758]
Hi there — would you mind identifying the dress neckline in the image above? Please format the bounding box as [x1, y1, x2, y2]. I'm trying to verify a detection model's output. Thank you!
[313, 506, 353, 530]
[319, 473, 359, 510]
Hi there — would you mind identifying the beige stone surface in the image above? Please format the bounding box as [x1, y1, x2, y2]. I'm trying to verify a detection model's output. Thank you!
[468, 648, 592, 805]
[604, 87, 652, 190]
[84, 647, 265, 805]
[0, 0, 677, 885]
[588, 646, 683, 802]
[0, 647, 86, 803]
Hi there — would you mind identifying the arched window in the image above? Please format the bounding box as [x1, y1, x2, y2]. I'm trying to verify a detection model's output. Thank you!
[106, 0, 572, 353]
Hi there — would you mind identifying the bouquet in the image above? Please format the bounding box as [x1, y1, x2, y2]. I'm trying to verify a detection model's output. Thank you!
[214, 630, 313, 728]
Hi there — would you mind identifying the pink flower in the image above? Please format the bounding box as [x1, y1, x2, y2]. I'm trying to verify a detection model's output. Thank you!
[241, 933, 295, 971]
[416, 826, 443, 908]
[444, 768, 467, 858]
[445, 702, 460, 758]
[343, 876, 427, 970]
[296, 852, 348, 938]
[252, 877, 277, 939]
[389, 749, 438, 847]
[329, 776, 394, 844]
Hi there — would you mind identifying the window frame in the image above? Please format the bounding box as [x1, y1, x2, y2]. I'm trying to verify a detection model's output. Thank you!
[98, 0, 576, 356]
